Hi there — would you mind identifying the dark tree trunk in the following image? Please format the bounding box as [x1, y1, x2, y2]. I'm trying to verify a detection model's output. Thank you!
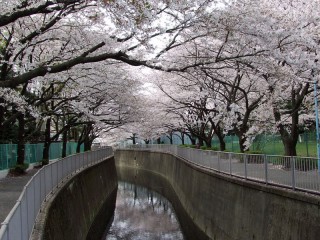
[84, 138, 92, 151]
[42, 118, 51, 164]
[17, 114, 25, 165]
[157, 138, 161, 144]
[281, 138, 298, 169]
[198, 138, 204, 147]
[217, 135, 226, 151]
[213, 126, 226, 151]
[81, 123, 94, 151]
[76, 125, 86, 153]
[271, 83, 310, 158]
[166, 132, 173, 144]
[204, 138, 212, 148]
[181, 132, 185, 145]
[62, 129, 68, 158]
[275, 107, 299, 158]
[76, 140, 83, 153]
[283, 139, 297, 156]
[238, 134, 248, 153]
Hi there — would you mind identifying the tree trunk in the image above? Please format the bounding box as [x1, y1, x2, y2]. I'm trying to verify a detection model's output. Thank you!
[238, 134, 248, 153]
[76, 125, 86, 153]
[204, 138, 212, 148]
[16, 114, 25, 165]
[84, 138, 92, 151]
[198, 138, 204, 147]
[62, 129, 67, 158]
[190, 136, 196, 145]
[215, 132, 226, 151]
[283, 139, 297, 156]
[82, 123, 93, 151]
[281, 138, 298, 169]
[218, 139, 226, 151]
[42, 118, 51, 164]
[276, 111, 299, 159]
[157, 138, 161, 144]
[76, 140, 82, 153]
[181, 132, 185, 145]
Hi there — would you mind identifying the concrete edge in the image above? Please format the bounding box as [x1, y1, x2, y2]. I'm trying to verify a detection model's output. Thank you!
[30, 156, 113, 240]
[117, 149, 320, 205]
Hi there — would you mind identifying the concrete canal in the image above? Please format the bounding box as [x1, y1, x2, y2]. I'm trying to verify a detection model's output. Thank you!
[103, 166, 209, 240]
[39, 149, 320, 240]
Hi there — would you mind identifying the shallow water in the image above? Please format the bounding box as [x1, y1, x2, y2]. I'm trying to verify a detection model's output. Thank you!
[105, 181, 184, 240]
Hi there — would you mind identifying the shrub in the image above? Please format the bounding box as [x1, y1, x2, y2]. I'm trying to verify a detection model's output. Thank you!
[210, 147, 219, 151]
[179, 144, 193, 148]
[10, 163, 29, 175]
[42, 158, 49, 166]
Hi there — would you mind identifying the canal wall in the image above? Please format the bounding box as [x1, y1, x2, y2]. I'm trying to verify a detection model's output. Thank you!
[115, 149, 320, 240]
[34, 156, 117, 240]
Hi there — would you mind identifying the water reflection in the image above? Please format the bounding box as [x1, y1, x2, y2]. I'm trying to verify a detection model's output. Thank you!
[105, 181, 184, 240]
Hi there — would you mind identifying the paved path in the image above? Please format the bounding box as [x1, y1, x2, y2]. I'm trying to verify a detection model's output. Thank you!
[0, 169, 38, 223]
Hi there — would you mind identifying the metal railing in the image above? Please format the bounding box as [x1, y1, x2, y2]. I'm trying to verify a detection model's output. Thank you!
[122, 144, 320, 194]
[0, 147, 113, 240]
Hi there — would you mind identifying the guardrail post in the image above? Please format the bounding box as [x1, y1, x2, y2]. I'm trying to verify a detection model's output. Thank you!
[19, 200, 23, 240]
[291, 156, 296, 190]
[244, 154, 248, 179]
[229, 153, 232, 175]
[264, 154, 268, 183]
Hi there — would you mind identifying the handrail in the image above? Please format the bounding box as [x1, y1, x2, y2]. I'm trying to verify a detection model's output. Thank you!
[0, 147, 113, 240]
[119, 144, 320, 195]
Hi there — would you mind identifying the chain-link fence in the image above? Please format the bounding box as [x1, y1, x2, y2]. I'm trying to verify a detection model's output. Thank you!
[0, 142, 84, 170]
[159, 131, 317, 157]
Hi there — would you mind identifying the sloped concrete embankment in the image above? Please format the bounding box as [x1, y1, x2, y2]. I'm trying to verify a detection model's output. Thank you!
[37, 157, 117, 240]
[115, 150, 320, 240]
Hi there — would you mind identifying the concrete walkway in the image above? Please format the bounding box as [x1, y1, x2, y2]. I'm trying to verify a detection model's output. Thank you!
[0, 169, 38, 223]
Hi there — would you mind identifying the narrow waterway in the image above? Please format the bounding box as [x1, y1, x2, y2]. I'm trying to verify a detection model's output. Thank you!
[105, 181, 184, 240]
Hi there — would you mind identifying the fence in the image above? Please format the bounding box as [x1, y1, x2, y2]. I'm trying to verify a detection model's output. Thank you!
[0, 147, 113, 240]
[123, 144, 320, 195]
[0, 142, 84, 170]
[159, 131, 318, 157]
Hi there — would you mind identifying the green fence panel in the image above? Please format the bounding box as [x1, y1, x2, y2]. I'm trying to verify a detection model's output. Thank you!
[165, 131, 318, 157]
[66, 142, 77, 155]
[0, 144, 17, 170]
[49, 142, 62, 160]
[24, 144, 44, 164]
[80, 144, 84, 152]
[0, 145, 9, 170]
[0, 142, 85, 171]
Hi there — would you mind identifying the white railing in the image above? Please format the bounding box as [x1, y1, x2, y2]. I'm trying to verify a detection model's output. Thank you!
[0, 147, 113, 240]
[122, 144, 320, 194]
